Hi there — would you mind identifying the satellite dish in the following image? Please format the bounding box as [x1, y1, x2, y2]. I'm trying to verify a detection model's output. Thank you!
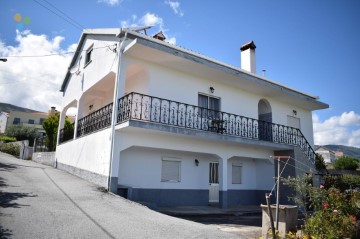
[69, 61, 81, 75]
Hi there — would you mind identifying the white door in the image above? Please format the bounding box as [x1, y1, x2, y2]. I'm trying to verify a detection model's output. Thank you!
[209, 162, 219, 203]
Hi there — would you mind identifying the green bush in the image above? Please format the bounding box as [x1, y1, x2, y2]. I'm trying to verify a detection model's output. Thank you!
[0, 142, 20, 157]
[0, 135, 17, 143]
[5, 125, 38, 146]
[334, 156, 359, 170]
[304, 187, 359, 239]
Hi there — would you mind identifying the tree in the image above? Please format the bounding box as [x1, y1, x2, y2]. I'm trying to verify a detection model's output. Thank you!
[315, 153, 327, 173]
[333, 156, 359, 170]
[42, 112, 73, 151]
[5, 125, 39, 146]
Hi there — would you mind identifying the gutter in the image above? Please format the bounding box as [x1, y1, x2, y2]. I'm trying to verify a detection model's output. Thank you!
[107, 29, 128, 193]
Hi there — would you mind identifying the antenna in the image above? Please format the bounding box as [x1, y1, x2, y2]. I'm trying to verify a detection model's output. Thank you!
[122, 26, 152, 35]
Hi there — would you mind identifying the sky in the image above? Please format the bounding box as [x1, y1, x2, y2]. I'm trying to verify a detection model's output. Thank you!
[0, 0, 359, 147]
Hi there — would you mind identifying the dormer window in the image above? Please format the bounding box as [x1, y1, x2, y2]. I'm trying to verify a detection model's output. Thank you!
[84, 44, 93, 67]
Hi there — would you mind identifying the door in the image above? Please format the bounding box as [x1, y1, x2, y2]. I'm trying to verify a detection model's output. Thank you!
[209, 162, 219, 203]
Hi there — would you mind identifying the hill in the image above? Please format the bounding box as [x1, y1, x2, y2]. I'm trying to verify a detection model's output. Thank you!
[0, 102, 42, 113]
[316, 145, 360, 160]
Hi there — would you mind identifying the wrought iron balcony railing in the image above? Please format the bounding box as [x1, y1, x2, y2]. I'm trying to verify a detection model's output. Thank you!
[76, 102, 113, 138]
[59, 123, 75, 144]
[117, 92, 316, 164]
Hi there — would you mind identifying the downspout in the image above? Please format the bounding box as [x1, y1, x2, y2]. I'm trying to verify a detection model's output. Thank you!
[108, 29, 128, 193]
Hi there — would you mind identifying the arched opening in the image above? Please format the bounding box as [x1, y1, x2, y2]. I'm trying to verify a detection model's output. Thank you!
[258, 99, 272, 141]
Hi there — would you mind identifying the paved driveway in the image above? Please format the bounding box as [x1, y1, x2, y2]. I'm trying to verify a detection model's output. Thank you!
[0, 152, 237, 239]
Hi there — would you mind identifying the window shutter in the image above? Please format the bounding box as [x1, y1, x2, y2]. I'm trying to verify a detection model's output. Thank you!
[232, 164, 242, 184]
[161, 159, 181, 182]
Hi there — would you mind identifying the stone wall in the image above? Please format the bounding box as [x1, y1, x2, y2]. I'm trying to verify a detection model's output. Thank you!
[32, 152, 55, 167]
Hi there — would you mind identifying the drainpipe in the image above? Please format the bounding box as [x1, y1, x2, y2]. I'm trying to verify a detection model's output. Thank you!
[108, 29, 128, 193]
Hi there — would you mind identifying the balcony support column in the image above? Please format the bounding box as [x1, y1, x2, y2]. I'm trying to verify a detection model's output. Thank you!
[219, 157, 228, 208]
[108, 31, 128, 193]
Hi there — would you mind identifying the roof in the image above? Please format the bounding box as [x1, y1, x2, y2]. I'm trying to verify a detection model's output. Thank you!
[60, 28, 329, 110]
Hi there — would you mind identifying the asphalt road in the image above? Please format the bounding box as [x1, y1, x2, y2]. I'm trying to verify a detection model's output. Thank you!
[0, 152, 238, 239]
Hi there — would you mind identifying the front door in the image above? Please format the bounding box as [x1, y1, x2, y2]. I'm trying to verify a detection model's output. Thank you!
[209, 162, 219, 203]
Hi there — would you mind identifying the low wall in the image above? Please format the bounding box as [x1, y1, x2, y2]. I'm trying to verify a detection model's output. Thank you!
[32, 152, 55, 167]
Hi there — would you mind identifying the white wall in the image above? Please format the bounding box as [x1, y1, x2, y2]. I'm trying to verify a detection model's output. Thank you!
[119, 147, 214, 190]
[114, 127, 274, 190]
[62, 35, 118, 109]
[120, 56, 315, 145]
[227, 157, 274, 190]
[55, 128, 112, 176]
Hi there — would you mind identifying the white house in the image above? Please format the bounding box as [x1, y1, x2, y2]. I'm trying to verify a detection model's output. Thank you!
[315, 147, 336, 165]
[0, 112, 8, 133]
[55, 28, 328, 208]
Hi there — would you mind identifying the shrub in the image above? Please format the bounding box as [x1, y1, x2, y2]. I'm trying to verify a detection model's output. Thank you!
[5, 125, 39, 146]
[0, 142, 20, 157]
[333, 156, 359, 170]
[304, 187, 359, 239]
[0, 135, 17, 143]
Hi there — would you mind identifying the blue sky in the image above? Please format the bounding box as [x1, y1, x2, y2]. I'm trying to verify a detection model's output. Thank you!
[0, 0, 359, 147]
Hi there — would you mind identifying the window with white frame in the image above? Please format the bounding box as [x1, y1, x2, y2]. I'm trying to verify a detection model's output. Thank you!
[198, 94, 220, 118]
[161, 158, 181, 182]
[84, 44, 93, 67]
[232, 163, 242, 184]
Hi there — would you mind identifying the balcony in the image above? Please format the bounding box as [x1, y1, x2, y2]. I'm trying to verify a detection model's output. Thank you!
[117, 92, 315, 164]
[59, 92, 315, 164]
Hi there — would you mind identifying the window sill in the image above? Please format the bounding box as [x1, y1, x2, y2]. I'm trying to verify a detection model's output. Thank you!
[84, 60, 92, 69]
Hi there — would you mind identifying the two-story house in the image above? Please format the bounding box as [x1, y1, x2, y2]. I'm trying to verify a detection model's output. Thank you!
[7, 111, 48, 136]
[55, 28, 328, 208]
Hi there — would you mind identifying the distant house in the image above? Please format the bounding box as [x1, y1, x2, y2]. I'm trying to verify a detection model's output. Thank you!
[6, 108, 57, 136]
[0, 112, 9, 133]
[55, 28, 329, 208]
[316, 147, 336, 165]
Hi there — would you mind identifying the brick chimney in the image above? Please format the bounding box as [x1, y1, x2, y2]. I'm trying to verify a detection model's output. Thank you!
[240, 41, 256, 74]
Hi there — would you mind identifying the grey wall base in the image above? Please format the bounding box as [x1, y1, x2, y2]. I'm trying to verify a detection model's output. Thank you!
[122, 188, 209, 208]
[227, 190, 270, 206]
[56, 162, 108, 188]
[118, 188, 270, 208]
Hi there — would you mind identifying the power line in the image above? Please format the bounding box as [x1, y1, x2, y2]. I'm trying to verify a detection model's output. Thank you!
[40, 0, 85, 29]
[31, 0, 83, 30]
[3, 45, 115, 58]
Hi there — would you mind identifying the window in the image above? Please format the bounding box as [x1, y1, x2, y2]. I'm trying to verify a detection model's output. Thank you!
[28, 119, 35, 124]
[232, 163, 242, 184]
[39, 118, 45, 125]
[198, 94, 220, 118]
[84, 44, 93, 66]
[161, 159, 181, 182]
[13, 117, 20, 125]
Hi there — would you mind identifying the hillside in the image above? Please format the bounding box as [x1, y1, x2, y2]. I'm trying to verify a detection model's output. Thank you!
[0, 102, 41, 113]
[316, 145, 360, 160]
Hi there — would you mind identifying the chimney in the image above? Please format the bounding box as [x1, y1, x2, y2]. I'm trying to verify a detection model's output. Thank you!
[240, 41, 256, 74]
[49, 107, 56, 116]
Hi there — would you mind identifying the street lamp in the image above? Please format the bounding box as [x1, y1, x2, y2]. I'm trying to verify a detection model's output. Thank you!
[0, 58, 7, 62]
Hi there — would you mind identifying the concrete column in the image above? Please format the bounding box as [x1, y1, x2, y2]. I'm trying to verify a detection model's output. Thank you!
[108, 57, 128, 193]
[219, 157, 228, 208]
[73, 100, 80, 139]
[56, 110, 66, 145]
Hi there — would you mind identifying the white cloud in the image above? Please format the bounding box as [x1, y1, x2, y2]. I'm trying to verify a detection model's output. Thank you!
[313, 111, 360, 147]
[139, 13, 164, 28]
[165, 0, 184, 16]
[0, 31, 73, 112]
[98, 0, 121, 6]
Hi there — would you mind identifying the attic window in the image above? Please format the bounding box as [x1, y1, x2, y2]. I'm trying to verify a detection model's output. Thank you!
[85, 44, 93, 67]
